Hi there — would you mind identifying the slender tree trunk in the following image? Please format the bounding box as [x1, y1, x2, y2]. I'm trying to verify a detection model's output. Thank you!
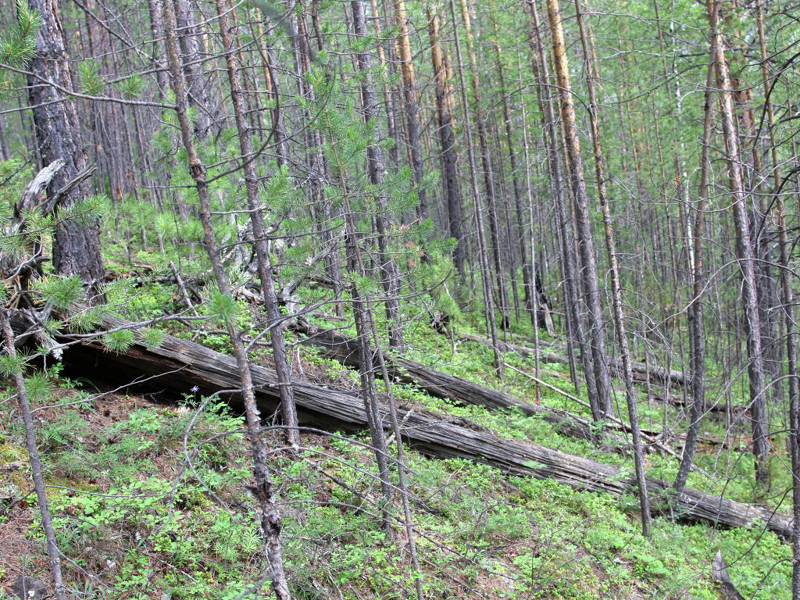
[351, 0, 405, 351]
[525, 0, 592, 409]
[290, 8, 345, 317]
[545, 0, 612, 416]
[707, 0, 770, 484]
[518, 49, 541, 402]
[161, 2, 291, 596]
[173, 0, 217, 140]
[393, 0, 428, 220]
[1, 306, 67, 600]
[216, 0, 300, 447]
[754, 0, 800, 587]
[490, 11, 534, 325]
[574, 0, 651, 537]
[457, 0, 509, 330]
[427, 6, 465, 284]
[252, 12, 290, 167]
[26, 0, 105, 291]
[674, 47, 715, 493]
[0, 114, 9, 160]
[447, 0, 502, 376]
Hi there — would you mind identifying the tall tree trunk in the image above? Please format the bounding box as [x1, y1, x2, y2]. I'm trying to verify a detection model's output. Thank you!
[392, 0, 428, 221]
[447, 0, 502, 376]
[161, 2, 291, 597]
[26, 0, 105, 291]
[490, 10, 534, 325]
[674, 47, 715, 493]
[707, 0, 770, 484]
[525, 0, 592, 409]
[427, 5, 465, 284]
[252, 12, 290, 167]
[216, 0, 300, 447]
[545, 0, 612, 416]
[352, 0, 405, 351]
[366, 0, 400, 171]
[290, 7, 345, 317]
[458, 0, 509, 330]
[173, 0, 217, 140]
[755, 0, 800, 586]
[574, 0, 651, 537]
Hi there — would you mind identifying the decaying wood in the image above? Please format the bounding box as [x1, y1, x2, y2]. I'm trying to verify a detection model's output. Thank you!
[293, 323, 728, 462]
[711, 551, 745, 600]
[56, 315, 795, 539]
[293, 320, 599, 441]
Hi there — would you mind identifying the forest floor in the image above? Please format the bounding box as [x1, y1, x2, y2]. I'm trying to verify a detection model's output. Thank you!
[0, 290, 795, 599]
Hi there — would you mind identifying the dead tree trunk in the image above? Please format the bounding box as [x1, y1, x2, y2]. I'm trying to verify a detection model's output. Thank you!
[57, 317, 796, 540]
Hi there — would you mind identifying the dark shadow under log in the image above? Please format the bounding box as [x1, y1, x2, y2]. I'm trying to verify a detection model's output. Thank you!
[57, 315, 793, 539]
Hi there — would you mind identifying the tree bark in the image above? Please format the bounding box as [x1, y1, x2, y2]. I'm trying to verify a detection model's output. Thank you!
[674, 47, 715, 493]
[392, 0, 428, 221]
[26, 0, 105, 291]
[216, 0, 300, 447]
[427, 6, 465, 284]
[447, 0, 502, 376]
[161, 1, 291, 596]
[707, 0, 770, 484]
[573, 0, 651, 536]
[458, 0, 509, 329]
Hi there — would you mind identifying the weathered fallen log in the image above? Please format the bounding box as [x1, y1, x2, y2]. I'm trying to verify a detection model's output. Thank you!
[460, 332, 688, 387]
[293, 322, 674, 446]
[57, 316, 794, 539]
[292, 321, 599, 441]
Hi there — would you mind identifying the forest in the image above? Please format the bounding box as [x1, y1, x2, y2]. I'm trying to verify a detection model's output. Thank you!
[1, 0, 799, 597]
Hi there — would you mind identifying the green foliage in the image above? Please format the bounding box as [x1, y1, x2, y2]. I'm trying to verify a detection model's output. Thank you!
[207, 290, 239, 328]
[102, 328, 135, 354]
[32, 275, 84, 311]
[0, 0, 40, 70]
[0, 348, 31, 377]
[116, 73, 145, 99]
[140, 327, 165, 349]
[78, 60, 105, 96]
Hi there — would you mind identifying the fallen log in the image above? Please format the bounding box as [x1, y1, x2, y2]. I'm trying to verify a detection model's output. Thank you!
[57, 316, 794, 539]
[460, 332, 688, 387]
[293, 321, 600, 442]
[293, 322, 677, 446]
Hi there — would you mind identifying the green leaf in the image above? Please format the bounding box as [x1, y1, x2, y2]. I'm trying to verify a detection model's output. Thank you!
[0, 349, 31, 377]
[79, 60, 105, 96]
